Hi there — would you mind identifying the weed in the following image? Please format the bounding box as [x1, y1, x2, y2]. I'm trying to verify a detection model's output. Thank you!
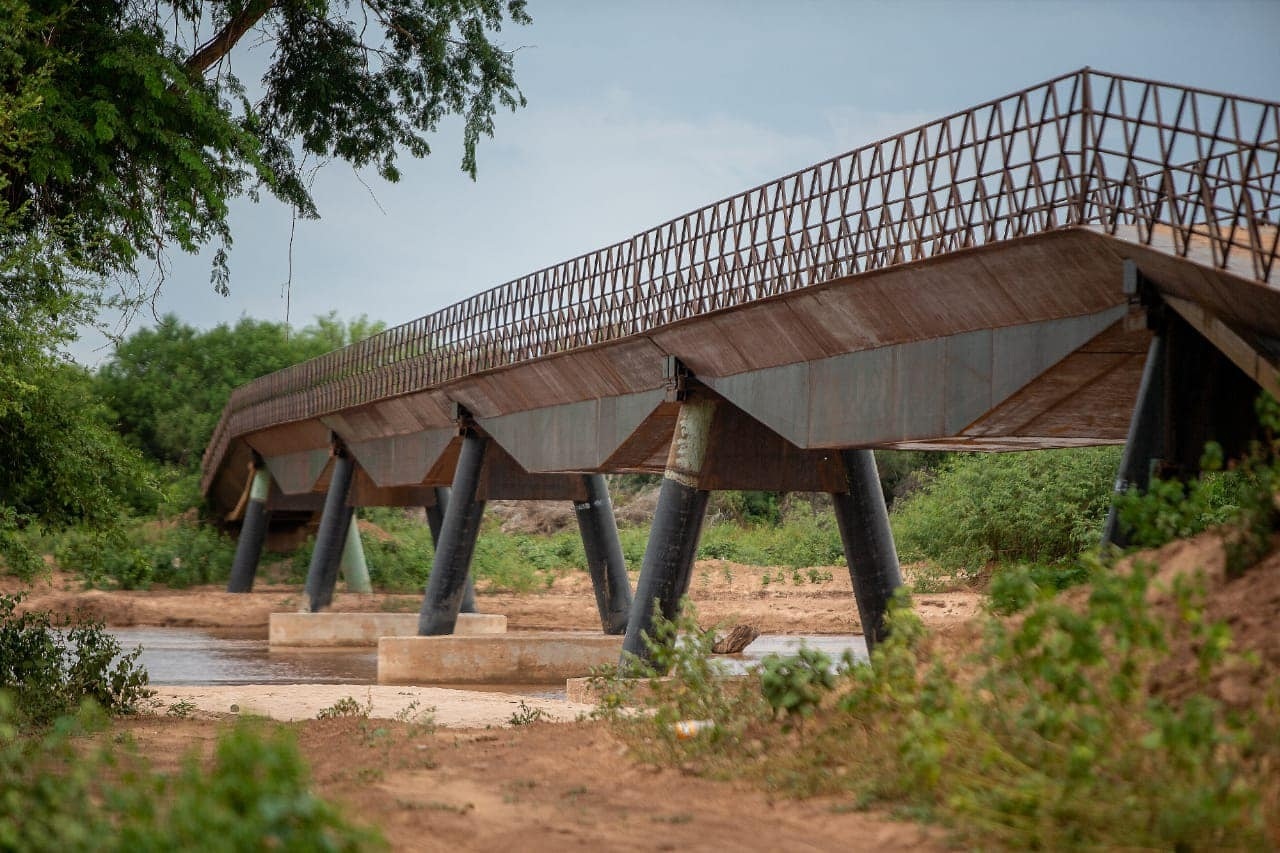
[759, 646, 839, 727]
[0, 704, 382, 850]
[165, 699, 197, 718]
[316, 696, 367, 720]
[508, 700, 549, 726]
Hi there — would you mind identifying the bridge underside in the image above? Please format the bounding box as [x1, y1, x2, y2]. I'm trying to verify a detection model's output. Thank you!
[208, 226, 1280, 519]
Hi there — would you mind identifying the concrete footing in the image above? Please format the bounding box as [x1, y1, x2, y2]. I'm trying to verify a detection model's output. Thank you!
[270, 612, 506, 648]
[378, 632, 623, 684]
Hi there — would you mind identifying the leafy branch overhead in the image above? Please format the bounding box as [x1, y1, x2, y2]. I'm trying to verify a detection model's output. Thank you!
[0, 0, 530, 296]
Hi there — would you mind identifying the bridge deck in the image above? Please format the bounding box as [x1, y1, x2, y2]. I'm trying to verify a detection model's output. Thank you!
[201, 70, 1280, 515]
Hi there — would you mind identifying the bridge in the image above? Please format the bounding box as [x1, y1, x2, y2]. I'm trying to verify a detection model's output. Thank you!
[202, 69, 1280, 664]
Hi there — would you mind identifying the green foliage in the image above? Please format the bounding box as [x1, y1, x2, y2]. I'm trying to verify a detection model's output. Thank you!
[508, 700, 549, 726]
[317, 696, 368, 720]
[1, 0, 530, 305]
[594, 601, 769, 764]
[717, 491, 782, 525]
[0, 703, 382, 851]
[759, 647, 839, 725]
[0, 356, 155, 579]
[600, 564, 1277, 849]
[0, 594, 150, 727]
[97, 313, 385, 467]
[821, 565, 1271, 849]
[696, 511, 843, 569]
[54, 518, 237, 590]
[891, 447, 1121, 576]
[1117, 394, 1279, 577]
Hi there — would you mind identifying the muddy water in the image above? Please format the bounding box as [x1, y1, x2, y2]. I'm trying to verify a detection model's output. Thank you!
[111, 628, 868, 689]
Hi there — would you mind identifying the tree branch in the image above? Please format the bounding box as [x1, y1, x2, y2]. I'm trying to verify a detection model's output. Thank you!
[184, 0, 275, 76]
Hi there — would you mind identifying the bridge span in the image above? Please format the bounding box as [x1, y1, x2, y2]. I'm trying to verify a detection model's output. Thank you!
[202, 69, 1280, 662]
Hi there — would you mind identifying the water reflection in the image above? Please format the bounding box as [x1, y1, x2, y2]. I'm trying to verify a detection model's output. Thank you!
[110, 628, 869, 688]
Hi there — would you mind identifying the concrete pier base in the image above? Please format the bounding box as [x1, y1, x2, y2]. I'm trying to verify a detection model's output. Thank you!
[270, 612, 506, 648]
[379, 632, 623, 684]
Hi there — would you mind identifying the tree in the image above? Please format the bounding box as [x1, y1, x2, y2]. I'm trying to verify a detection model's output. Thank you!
[97, 313, 386, 467]
[0, 0, 527, 570]
[1, 0, 529, 302]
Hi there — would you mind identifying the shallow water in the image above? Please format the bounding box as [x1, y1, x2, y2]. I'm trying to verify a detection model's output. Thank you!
[110, 628, 869, 691]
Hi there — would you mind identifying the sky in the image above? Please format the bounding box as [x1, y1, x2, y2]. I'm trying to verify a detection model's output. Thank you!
[73, 0, 1280, 364]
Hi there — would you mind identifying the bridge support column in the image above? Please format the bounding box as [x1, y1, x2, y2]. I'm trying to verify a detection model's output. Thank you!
[418, 431, 488, 635]
[622, 398, 715, 664]
[575, 474, 632, 635]
[427, 487, 478, 613]
[304, 450, 356, 612]
[1101, 329, 1167, 549]
[832, 449, 903, 655]
[339, 513, 373, 593]
[227, 465, 272, 593]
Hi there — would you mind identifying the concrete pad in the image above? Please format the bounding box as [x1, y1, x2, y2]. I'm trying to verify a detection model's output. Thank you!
[269, 612, 506, 648]
[379, 632, 623, 684]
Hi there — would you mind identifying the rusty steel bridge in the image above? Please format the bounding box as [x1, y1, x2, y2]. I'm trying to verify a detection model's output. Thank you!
[202, 69, 1280, 660]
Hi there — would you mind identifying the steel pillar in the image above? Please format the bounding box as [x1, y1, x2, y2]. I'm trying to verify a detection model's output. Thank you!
[339, 513, 373, 593]
[427, 487, 477, 612]
[418, 432, 488, 634]
[1101, 330, 1167, 548]
[227, 466, 272, 593]
[622, 398, 715, 663]
[831, 449, 903, 655]
[303, 450, 356, 612]
[574, 474, 633, 634]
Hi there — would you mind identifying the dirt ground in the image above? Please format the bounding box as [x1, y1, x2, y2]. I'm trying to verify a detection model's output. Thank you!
[15, 533, 1276, 850]
[112, 715, 944, 851]
[6, 559, 980, 635]
[7, 559, 970, 851]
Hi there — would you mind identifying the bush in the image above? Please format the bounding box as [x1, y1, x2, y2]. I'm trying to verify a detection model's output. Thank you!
[0, 703, 382, 851]
[0, 593, 150, 726]
[54, 520, 237, 590]
[601, 564, 1278, 850]
[891, 447, 1121, 576]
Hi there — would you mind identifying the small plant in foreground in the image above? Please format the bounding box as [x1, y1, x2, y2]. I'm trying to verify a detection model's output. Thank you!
[317, 695, 367, 720]
[509, 700, 549, 726]
[759, 646, 839, 728]
[0, 593, 151, 726]
[0, 702, 383, 851]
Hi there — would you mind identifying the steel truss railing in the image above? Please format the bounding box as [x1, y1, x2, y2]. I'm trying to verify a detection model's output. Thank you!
[202, 68, 1280, 491]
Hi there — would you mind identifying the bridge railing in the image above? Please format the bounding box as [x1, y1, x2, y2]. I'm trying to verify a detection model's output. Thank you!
[202, 69, 1279, 491]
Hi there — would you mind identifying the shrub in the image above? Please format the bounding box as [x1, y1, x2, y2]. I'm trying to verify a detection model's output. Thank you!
[0, 593, 150, 726]
[0, 703, 382, 851]
[891, 447, 1121, 576]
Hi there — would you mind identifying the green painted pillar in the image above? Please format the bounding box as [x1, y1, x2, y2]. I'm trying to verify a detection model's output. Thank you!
[339, 513, 373, 593]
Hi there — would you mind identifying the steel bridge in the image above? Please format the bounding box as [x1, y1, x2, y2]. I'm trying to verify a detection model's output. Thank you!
[202, 69, 1280, 660]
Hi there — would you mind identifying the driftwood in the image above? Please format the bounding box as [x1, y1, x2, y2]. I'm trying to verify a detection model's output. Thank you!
[712, 624, 760, 655]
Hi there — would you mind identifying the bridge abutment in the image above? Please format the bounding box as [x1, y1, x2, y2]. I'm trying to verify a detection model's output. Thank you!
[304, 448, 356, 611]
[622, 397, 715, 664]
[418, 430, 489, 635]
[574, 474, 633, 635]
[831, 449, 903, 654]
[227, 463, 273, 593]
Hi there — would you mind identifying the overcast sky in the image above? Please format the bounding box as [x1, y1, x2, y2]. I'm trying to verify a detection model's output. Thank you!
[73, 0, 1280, 365]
